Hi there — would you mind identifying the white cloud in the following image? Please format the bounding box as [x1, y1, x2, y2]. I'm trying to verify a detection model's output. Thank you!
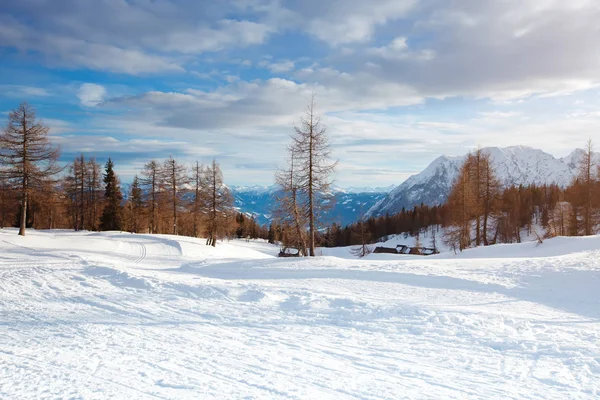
[0, 85, 51, 97]
[295, 0, 416, 45]
[5, 0, 600, 187]
[77, 83, 107, 107]
[155, 20, 272, 54]
[267, 60, 295, 73]
[0, 16, 183, 74]
[105, 74, 423, 133]
[368, 37, 436, 61]
[0, 3, 271, 74]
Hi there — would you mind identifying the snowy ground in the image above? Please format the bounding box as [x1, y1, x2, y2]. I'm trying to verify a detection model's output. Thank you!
[1, 229, 599, 399]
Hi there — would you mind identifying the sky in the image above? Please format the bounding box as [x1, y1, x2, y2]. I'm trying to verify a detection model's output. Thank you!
[1, 0, 600, 188]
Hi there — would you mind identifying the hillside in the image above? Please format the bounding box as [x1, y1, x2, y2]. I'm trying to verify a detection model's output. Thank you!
[1, 229, 599, 399]
[367, 146, 597, 217]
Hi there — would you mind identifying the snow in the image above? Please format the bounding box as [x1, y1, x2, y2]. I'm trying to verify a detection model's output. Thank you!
[332, 185, 396, 194]
[368, 146, 594, 217]
[1, 228, 600, 399]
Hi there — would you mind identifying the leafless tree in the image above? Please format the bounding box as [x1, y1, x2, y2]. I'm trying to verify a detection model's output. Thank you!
[140, 160, 162, 234]
[162, 156, 189, 235]
[275, 151, 307, 255]
[191, 161, 205, 238]
[201, 159, 233, 247]
[444, 156, 475, 251]
[349, 221, 373, 258]
[431, 225, 438, 254]
[0, 176, 15, 228]
[65, 155, 87, 230]
[0, 102, 61, 236]
[289, 95, 337, 256]
[575, 139, 597, 235]
[124, 175, 145, 233]
[65, 155, 102, 231]
[471, 150, 501, 245]
[86, 158, 102, 230]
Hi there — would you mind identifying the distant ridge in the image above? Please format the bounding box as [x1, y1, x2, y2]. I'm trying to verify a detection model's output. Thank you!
[367, 146, 597, 217]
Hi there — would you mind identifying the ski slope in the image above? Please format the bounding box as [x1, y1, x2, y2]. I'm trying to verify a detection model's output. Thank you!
[1, 229, 599, 399]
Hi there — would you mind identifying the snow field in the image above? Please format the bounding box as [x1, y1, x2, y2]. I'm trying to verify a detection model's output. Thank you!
[1, 229, 599, 399]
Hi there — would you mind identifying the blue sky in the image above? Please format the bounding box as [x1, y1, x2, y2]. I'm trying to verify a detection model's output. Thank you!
[1, 0, 600, 187]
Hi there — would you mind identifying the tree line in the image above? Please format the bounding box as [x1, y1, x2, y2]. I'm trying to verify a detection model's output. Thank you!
[5, 101, 596, 255]
[0, 102, 258, 246]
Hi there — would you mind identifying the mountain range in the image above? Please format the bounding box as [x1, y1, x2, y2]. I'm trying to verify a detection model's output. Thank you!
[121, 146, 592, 227]
[120, 183, 391, 227]
[231, 186, 391, 226]
[366, 146, 594, 217]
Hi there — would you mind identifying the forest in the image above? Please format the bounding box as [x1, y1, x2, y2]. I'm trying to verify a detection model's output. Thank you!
[0, 102, 264, 245]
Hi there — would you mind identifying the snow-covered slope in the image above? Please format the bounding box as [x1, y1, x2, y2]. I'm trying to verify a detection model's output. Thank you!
[1, 229, 600, 399]
[368, 146, 592, 217]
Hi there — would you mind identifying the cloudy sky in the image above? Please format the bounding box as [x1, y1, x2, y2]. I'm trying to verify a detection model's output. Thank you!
[1, 0, 599, 187]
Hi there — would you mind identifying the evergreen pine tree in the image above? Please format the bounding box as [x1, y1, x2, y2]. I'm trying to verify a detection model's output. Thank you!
[99, 158, 123, 231]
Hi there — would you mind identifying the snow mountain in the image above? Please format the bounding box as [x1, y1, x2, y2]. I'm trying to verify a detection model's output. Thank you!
[367, 146, 592, 217]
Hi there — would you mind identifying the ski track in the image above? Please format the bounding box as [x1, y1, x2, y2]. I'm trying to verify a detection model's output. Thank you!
[1, 229, 599, 399]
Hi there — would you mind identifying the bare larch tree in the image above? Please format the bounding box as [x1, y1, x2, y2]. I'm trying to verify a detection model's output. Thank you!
[275, 151, 307, 255]
[444, 156, 475, 252]
[191, 161, 206, 238]
[126, 175, 145, 233]
[202, 159, 233, 247]
[0, 102, 61, 236]
[470, 149, 500, 246]
[140, 160, 162, 234]
[65, 154, 87, 230]
[86, 158, 102, 230]
[162, 156, 189, 235]
[290, 95, 337, 256]
[575, 139, 597, 235]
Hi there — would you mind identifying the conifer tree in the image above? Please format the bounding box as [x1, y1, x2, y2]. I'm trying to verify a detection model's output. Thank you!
[126, 175, 144, 233]
[275, 151, 307, 255]
[477, 150, 501, 245]
[191, 161, 205, 237]
[444, 156, 475, 251]
[0, 102, 61, 236]
[162, 156, 188, 235]
[289, 95, 337, 256]
[0, 177, 13, 228]
[99, 158, 123, 231]
[575, 139, 597, 235]
[65, 155, 87, 230]
[267, 221, 277, 244]
[86, 158, 102, 230]
[140, 160, 161, 234]
[201, 159, 233, 247]
[349, 220, 373, 258]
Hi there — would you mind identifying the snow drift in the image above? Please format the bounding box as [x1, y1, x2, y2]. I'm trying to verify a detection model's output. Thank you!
[1, 229, 599, 399]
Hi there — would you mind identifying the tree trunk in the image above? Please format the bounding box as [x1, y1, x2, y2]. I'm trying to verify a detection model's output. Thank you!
[172, 192, 177, 235]
[19, 179, 27, 236]
[19, 131, 27, 236]
[212, 166, 217, 247]
[308, 126, 315, 256]
[151, 180, 156, 234]
[482, 164, 490, 246]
